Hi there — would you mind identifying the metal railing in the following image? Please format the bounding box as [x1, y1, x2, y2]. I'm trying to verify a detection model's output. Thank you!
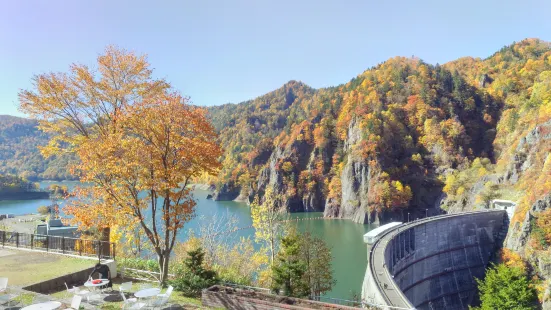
[0, 230, 116, 259]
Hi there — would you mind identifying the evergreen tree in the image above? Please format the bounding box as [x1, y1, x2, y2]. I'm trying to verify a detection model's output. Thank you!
[171, 247, 218, 297]
[299, 232, 336, 297]
[472, 263, 537, 310]
[271, 230, 309, 298]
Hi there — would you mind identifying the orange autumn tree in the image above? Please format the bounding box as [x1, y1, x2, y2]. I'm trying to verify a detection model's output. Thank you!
[18, 46, 222, 283]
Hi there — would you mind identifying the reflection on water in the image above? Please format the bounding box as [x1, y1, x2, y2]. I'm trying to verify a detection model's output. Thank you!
[0, 182, 372, 299]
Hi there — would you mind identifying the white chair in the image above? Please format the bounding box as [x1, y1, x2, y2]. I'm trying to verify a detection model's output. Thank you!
[74, 286, 91, 302]
[0, 293, 18, 308]
[152, 286, 173, 309]
[156, 285, 173, 298]
[120, 292, 145, 309]
[119, 281, 133, 293]
[64, 282, 77, 298]
[64, 295, 82, 310]
[0, 278, 7, 292]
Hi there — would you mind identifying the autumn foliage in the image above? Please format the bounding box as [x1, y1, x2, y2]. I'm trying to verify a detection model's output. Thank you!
[18, 46, 222, 282]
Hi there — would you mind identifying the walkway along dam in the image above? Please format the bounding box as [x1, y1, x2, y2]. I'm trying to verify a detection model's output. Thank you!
[362, 210, 509, 310]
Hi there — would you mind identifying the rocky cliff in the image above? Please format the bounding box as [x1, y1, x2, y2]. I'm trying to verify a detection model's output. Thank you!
[206, 40, 551, 246]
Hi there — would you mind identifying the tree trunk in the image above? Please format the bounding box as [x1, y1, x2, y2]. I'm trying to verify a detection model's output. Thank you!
[158, 253, 171, 284]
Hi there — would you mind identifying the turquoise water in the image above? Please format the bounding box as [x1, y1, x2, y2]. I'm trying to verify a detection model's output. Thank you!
[0, 181, 371, 299]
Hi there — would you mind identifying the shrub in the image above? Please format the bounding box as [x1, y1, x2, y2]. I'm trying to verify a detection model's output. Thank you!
[37, 206, 49, 215]
[170, 247, 218, 297]
[472, 263, 537, 310]
[118, 257, 159, 272]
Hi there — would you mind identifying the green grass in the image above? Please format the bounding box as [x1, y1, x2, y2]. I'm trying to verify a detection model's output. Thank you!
[0, 249, 94, 286]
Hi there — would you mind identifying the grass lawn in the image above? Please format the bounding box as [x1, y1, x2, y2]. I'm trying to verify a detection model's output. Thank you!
[0, 248, 94, 286]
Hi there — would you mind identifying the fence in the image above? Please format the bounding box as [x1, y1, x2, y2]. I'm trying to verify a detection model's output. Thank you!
[119, 267, 175, 283]
[0, 230, 116, 259]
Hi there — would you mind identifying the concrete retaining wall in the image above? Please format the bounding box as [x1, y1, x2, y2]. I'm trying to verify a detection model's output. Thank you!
[23, 259, 117, 294]
[363, 211, 508, 310]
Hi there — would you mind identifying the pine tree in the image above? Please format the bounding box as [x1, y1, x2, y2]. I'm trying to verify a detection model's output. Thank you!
[271, 230, 309, 298]
[172, 247, 218, 297]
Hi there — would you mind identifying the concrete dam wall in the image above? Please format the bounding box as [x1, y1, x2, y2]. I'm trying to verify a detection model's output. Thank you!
[362, 210, 508, 310]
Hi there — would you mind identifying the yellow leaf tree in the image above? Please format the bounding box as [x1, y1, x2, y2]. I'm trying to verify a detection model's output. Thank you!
[250, 187, 286, 264]
[18, 46, 222, 283]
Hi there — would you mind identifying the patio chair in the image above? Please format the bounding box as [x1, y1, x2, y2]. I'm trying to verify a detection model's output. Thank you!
[152, 286, 173, 309]
[119, 281, 133, 293]
[64, 282, 78, 298]
[156, 285, 173, 299]
[0, 278, 7, 292]
[0, 293, 18, 308]
[120, 291, 146, 309]
[64, 295, 82, 310]
[74, 286, 91, 302]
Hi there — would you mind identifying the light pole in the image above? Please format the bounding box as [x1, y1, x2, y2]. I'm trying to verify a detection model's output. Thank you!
[407, 212, 410, 222]
[426, 208, 428, 218]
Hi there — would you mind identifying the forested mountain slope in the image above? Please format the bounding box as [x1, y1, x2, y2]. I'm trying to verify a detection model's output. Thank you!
[4, 38, 551, 305]
[0, 115, 77, 180]
[207, 39, 551, 304]
[207, 48, 508, 224]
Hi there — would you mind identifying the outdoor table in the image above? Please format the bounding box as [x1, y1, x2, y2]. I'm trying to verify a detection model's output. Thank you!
[134, 287, 161, 306]
[21, 301, 62, 310]
[134, 287, 161, 298]
[84, 278, 110, 301]
[84, 279, 110, 291]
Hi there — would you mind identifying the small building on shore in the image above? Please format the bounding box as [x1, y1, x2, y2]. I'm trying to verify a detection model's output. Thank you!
[36, 219, 79, 237]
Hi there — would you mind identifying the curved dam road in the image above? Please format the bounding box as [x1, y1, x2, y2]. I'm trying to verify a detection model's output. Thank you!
[363, 210, 508, 310]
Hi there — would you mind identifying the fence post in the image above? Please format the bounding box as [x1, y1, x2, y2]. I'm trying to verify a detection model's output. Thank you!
[79, 239, 82, 256]
[15, 232, 19, 248]
[31, 234, 34, 250]
[62, 236, 65, 254]
[97, 241, 101, 260]
[46, 235, 49, 252]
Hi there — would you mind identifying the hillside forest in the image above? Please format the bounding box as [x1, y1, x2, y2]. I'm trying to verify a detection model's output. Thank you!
[3, 38, 551, 303]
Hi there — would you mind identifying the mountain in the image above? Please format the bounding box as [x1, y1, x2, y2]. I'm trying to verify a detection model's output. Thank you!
[0, 115, 77, 180]
[4, 39, 551, 305]
[208, 55, 504, 224]
[206, 39, 551, 306]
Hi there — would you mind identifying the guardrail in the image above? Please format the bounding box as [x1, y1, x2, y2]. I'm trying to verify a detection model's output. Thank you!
[0, 230, 115, 259]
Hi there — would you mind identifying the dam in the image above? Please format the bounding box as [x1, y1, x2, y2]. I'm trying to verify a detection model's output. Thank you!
[362, 210, 508, 310]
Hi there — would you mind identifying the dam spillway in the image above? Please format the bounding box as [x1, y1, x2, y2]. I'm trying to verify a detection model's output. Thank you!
[362, 210, 508, 310]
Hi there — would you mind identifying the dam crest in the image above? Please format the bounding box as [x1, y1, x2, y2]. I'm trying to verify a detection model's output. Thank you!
[362, 210, 509, 310]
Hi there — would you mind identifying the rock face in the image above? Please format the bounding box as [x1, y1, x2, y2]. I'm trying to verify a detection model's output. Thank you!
[505, 120, 551, 184]
[255, 124, 323, 213]
[507, 193, 551, 251]
[213, 183, 240, 201]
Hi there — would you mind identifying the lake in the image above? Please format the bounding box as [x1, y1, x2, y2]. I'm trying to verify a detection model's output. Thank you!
[0, 181, 372, 299]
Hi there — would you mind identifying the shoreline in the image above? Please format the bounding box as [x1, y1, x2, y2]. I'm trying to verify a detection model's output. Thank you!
[0, 191, 49, 201]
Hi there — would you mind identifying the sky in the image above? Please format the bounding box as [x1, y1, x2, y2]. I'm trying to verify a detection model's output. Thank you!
[1, 0, 550, 117]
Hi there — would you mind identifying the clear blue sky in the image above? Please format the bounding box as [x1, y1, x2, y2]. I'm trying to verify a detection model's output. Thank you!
[1, 0, 550, 117]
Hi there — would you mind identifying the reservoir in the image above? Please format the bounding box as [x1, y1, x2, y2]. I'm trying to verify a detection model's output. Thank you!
[0, 181, 372, 299]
